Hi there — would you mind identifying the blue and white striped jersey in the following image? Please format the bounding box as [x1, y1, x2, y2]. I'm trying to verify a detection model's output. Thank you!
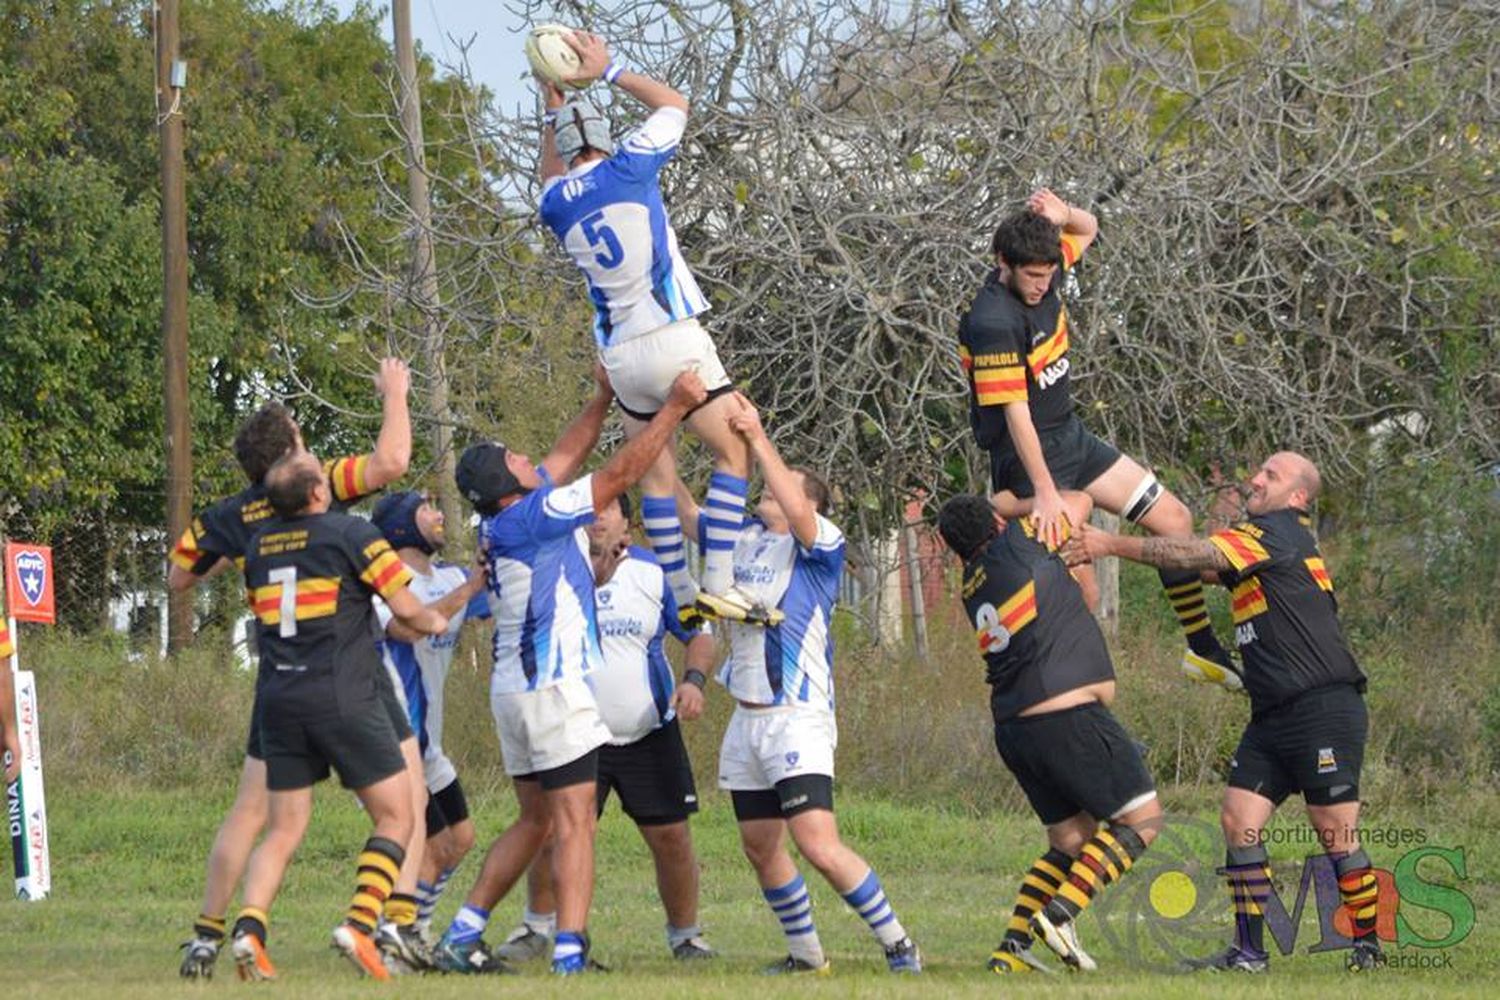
[590, 545, 705, 745]
[539, 107, 709, 348]
[481, 471, 602, 695]
[375, 563, 491, 792]
[717, 516, 846, 708]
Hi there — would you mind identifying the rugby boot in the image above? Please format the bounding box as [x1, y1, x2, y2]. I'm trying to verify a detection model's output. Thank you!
[178, 935, 221, 979]
[1183, 943, 1270, 973]
[1030, 908, 1097, 972]
[230, 932, 276, 982]
[1181, 649, 1245, 692]
[331, 923, 391, 981]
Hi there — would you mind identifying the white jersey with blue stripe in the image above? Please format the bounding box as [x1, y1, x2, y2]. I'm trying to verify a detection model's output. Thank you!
[716, 515, 845, 708]
[539, 107, 709, 348]
[374, 563, 490, 792]
[590, 546, 705, 745]
[481, 471, 602, 696]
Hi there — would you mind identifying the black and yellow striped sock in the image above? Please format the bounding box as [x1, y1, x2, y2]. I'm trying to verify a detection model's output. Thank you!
[1333, 849, 1379, 941]
[384, 892, 419, 928]
[193, 913, 227, 942]
[1050, 825, 1147, 920]
[346, 836, 405, 934]
[1160, 570, 1227, 661]
[1003, 848, 1072, 946]
[1225, 844, 1272, 955]
[232, 907, 269, 945]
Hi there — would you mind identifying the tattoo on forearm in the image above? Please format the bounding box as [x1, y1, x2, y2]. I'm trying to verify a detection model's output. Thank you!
[1139, 536, 1232, 572]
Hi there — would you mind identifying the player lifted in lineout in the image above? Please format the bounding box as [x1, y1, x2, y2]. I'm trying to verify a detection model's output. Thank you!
[957, 190, 1239, 691]
[534, 29, 779, 628]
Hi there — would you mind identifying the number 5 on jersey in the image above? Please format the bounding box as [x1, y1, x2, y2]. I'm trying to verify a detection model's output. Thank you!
[581, 210, 624, 269]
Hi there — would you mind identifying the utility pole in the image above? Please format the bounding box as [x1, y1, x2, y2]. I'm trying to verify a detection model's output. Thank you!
[158, 0, 193, 652]
[392, 1, 462, 537]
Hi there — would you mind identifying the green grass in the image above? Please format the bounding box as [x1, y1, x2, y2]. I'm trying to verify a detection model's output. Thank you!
[2, 783, 1496, 997]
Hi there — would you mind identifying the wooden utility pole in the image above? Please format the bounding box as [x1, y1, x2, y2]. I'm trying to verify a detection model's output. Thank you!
[158, 0, 193, 652]
[392, 1, 461, 535]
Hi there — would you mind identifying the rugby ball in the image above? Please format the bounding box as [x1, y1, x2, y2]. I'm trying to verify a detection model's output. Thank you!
[525, 24, 588, 90]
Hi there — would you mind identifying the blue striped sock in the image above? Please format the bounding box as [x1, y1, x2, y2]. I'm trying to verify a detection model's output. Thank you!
[641, 494, 696, 606]
[701, 472, 747, 595]
[415, 879, 438, 925]
[442, 903, 489, 946]
[841, 868, 907, 947]
[551, 930, 586, 973]
[763, 873, 824, 965]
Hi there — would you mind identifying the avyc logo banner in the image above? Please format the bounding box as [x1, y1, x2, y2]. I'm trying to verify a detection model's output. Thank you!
[4, 543, 55, 624]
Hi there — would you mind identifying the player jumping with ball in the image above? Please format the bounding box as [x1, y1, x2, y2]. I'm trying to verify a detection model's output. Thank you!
[535, 30, 776, 628]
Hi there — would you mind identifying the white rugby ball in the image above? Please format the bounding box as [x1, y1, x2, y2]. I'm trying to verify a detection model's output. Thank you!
[525, 24, 588, 90]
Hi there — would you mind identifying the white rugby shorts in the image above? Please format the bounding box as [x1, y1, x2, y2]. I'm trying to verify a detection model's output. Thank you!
[601, 317, 732, 417]
[718, 702, 838, 791]
[491, 675, 612, 777]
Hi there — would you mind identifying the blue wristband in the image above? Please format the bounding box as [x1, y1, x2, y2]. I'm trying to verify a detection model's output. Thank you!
[603, 62, 626, 84]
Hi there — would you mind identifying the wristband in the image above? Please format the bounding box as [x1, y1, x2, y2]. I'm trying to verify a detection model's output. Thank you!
[682, 669, 707, 690]
[603, 61, 626, 85]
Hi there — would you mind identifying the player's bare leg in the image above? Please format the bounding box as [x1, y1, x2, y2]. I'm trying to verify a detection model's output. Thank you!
[546, 780, 600, 973]
[181, 754, 268, 978]
[1083, 456, 1238, 688]
[1308, 800, 1382, 970]
[639, 820, 713, 957]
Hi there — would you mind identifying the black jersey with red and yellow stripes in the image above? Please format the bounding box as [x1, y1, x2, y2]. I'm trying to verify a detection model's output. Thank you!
[243, 510, 412, 708]
[958, 233, 1087, 451]
[961, 517, 1114, 722]
[1209, 506, 1365, 715]
[169, 454, 377, 577]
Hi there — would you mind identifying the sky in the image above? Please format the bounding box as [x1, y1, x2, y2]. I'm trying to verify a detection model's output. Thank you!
[329, 0, 538, 116]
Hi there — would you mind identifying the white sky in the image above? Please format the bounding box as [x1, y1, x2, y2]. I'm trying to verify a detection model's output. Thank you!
[329, 0, 538, 115]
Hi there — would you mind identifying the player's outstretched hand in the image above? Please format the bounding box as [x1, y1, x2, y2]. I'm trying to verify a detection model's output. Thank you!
[666, 369, 707, 412]
[1061, 521, 1111, 567]
[671, 682, 705, 721]
[375, 357, 410, 400]
[1027, 188, 1070, 226]
[1030, 488, 1070, 552]
[726, 397, 766, 442]
[562, 30, 611, 85]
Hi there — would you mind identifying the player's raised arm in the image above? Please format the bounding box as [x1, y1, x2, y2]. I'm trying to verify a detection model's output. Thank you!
[564, 31, 688, 114]
[729, 401, 819, 550]
[364, 357, 412, 490]
[538, 79, 568, 184]
[539, 362, 615, 486]
[589, 370, 706, 512]
[1028, 188, 1098, 262]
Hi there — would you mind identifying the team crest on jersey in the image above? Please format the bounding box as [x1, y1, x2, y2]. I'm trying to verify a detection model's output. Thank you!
[561, 176, 594, 202]
[597, 588, 613, 606]
[1316, 747, 1338, 774]
[785, 751, 800, 767]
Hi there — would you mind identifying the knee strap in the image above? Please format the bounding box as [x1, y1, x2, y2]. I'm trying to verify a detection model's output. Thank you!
[1122, 474, 1163, 524]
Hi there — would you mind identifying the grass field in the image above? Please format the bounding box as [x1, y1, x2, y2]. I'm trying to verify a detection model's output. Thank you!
[3, 781, 1495, 998]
